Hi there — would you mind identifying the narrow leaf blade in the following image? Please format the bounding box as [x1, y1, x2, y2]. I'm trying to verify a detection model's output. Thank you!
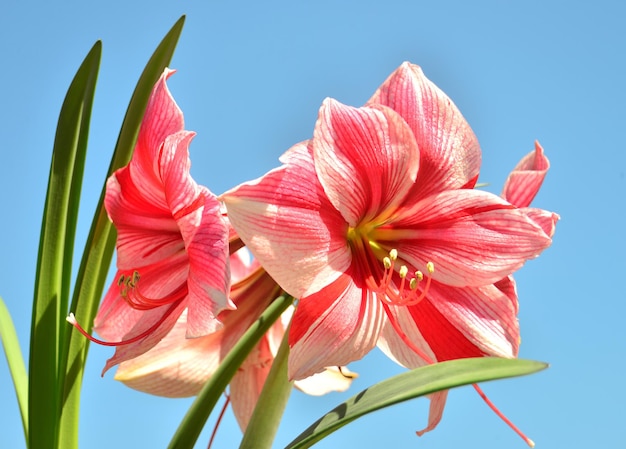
[286, 358, 547, 449]
[28, 41, 101, 449]
[58, 16, 186, 449]
[0, 297, 29, 443]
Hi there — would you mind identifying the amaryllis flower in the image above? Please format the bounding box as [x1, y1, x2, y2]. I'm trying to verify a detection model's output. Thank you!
[114, 249, 356, 431]
[68, 69, 232, 372]
[223, 62, 554, 439]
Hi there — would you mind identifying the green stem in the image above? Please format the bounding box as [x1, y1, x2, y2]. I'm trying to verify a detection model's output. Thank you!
[167, 294, 294, 449]
[239, 315, 293, 449]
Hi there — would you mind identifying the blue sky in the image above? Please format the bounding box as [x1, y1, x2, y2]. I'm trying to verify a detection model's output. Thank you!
[1, 1, 624, 448]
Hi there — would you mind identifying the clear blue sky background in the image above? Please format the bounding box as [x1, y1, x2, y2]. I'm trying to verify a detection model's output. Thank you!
[1, 1, 624, 448]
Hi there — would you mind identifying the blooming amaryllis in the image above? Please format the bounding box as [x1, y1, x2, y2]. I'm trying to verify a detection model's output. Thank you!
[68, 69, 232, 372]
[113, 249, 356, 431]
[223, 62, 554, 442]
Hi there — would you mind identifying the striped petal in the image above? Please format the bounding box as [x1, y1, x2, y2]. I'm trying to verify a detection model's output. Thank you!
[502, 141, 549, 208]
[223, 142, 351, 298]
[288, 272, 384, 380]
[391, 189, 552, 286]
[312, 99, 419, 225]
[368, 62, 481, 197]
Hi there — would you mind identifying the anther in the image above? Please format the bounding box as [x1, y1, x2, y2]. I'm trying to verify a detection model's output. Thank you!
[117, 270, 186, 310]
[366, 249, 435, 307]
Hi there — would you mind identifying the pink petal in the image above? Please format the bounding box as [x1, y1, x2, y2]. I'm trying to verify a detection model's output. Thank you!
[223, 142, 351, 298]
[102, 299, 187, 373]
[368, 62, 481, 196]
[114, 310, 222, 397]
[392, 189, 553, 286]
[522, 207, 560, 238]
[288, 273, 384, 380]
[377, 307, 436, 369]
[312, 99, 419, 225]
[420, 282, 520, 359]
[294, 366, 357, 396]
[151, 129, 233, 335]
[93, 256, 188, 341]
[132, 68, 185, 186]
[417, 391, 449, 436]
[502, 141, 549, 208]
[230, 336, 274, 430]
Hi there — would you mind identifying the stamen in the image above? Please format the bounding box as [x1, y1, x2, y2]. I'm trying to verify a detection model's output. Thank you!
[367, 249, 435, 307]
[118, 270, 186, 310]
[66, 299, 182, 347]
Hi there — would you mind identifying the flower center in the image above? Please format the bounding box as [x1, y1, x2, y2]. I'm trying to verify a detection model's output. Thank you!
[118, 270, 187, 310]
[346, 224, 434, 307]
[65, 269, 188, 347]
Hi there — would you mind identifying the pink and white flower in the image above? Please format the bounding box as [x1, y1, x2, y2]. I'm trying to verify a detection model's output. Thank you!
[69, 69, 232, 372]
[114, 249, 356, 430]
[223, 62, 555, 437]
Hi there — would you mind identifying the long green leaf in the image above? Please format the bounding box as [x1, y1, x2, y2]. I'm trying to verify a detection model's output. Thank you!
[58, 16, 186, 449]
[0, 297, 29, 443]
[28, 41, 101, 449]
[168, 294, 294, 449]
[286, 358, 547, 449]
[239, 318, 293, 449]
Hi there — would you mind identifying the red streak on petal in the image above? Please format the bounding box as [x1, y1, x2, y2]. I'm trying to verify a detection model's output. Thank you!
[173, 193, 205, 221]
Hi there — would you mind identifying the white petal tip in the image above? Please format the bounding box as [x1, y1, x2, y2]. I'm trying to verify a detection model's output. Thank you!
[66, 313, 77, 325]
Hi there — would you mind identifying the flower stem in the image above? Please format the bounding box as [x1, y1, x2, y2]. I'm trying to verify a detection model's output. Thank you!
[167, 294, 294, 449]
[239, 314, 293, 449]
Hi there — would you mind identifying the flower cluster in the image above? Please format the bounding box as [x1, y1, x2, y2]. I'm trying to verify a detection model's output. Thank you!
[68, 63, 557, 442]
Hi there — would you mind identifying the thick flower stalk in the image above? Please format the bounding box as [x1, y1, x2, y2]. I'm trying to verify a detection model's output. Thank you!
[223, 62, 556, 439]
[68, 69, 232, 372]
[114, 249, 356, 431]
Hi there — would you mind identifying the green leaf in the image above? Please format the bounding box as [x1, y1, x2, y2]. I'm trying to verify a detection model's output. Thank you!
[28, 40, 101, 449]
[0, 297, 28, 444]
[58, 16, 186, 449]
[239, 318, 293, 449]
[167, 294, 294, 449]
[285, 358, 548, 449]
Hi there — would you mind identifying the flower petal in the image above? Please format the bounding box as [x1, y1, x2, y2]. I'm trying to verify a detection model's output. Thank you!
[288, 273, 384, 380]
[418, 282, 520, 359]
[223, 142, 351, 298]
[230, 336, 273, 430]
[502, 141, 549, 208]
[132, 68, 185, 192]
[391, 189, 553, 286]
[368, 62, 481, 196]
[93, 256, 188, 341]
[522, 207, 560, 239]
[377, 306, 436, 369]
[313, 99, 419, 225]
[417, 391, 449, 436]
[294, 366, 357, 396]
[114, 310, 222, 397]
[102, 299, 187, 373]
